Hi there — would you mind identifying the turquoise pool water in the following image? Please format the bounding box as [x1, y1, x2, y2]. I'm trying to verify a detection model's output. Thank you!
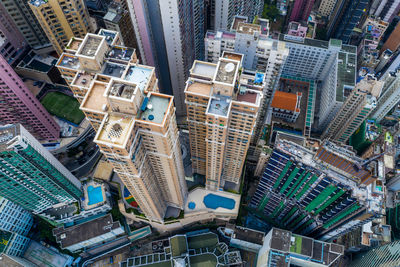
[188, 202, 196, 210]
[203, 194, 235, 210]
[87, 185, 104, 205]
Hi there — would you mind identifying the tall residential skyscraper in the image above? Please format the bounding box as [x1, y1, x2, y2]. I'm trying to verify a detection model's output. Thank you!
[0, 124, 82, 214]
[127, 0, 198, 117]
[103, 1, 141, 61]
[322, 76, 383, 143]
[0, 198, 33, 257]
[212, 0, 264, 30]
[0, 3, 26, 63]
[289, 0, 315, 22]
[205, 19, 289, 158]
[29, 0, 92, 55]
[318, 0, 339, 18]
[250, 138, 384, 241]
[0, 0, 50, 52]
[370, 0, 400, 23]
[327, 0, 369, 43]
[185, 54, 263, 190]
[0, 198, 33, 236]
[371, 71, 400, 122]
[0, 54, 59, 141]
[257, 228, 344, 267]
[57, 31, 187, 223]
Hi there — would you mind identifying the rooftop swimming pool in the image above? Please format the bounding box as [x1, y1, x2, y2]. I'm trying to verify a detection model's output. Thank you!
[87, 185, 104, 206]
[203, 194, 235, 210]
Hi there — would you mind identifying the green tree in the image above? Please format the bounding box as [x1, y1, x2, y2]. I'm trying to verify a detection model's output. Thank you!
[262, 4, 279, 21]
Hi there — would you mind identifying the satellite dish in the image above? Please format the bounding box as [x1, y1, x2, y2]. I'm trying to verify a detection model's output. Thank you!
[225, 63, 235, 73]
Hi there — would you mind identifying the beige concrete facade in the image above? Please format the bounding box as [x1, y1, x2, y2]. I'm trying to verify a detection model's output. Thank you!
[322, 76, 384, 143]
[29, 0, 92, 55]
[185, 55, 263, 190]
[56, 31, 187, 223]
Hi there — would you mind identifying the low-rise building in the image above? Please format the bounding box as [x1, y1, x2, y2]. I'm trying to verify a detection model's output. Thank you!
[257, 228, 344, 267]
[271, 91, 302, 123]
[53, 214, 124, 252]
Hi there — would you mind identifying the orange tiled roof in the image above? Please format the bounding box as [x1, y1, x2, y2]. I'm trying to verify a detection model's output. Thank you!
[271, 91, 298, 112]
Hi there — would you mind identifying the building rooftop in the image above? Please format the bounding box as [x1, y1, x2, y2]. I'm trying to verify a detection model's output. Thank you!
[107, 81, 137, 100]
[268, 228, 344, 267]
[271, 91, 300, 112]
[67, 38, 83, 51]
[93, 158, 113, 181]
[236, 22, 261, 35]
[280, 34, 329, 49]
[108, 46, 135, 62]
[236, 87, 259, 104]
[124, 65, 153, 92]
[191, 61, 217, 79]
[231, 16, 248, 31]
[232, 226, 265, 245]
[186, 80, 212, 96]
[72, 72, 94, 88]
[41, 203, 77, 220]
[222, 51, 243, 62]
[214, 59, 239, 85]
[337, 51, 356, 102]
[79, 35, 103, 57]
[53, 214, 122, 249]
[81, 81, 108, 111]
[207, 95, 231, 117]
[18, 51, 57, 73]
[96, 114, 134, 146]
[57, 54, 80, 70]
[137, 94, 171, 124]
[0, 124, 19, 149]
[101, 62, 126, 78]
[98, 29, 118, 45]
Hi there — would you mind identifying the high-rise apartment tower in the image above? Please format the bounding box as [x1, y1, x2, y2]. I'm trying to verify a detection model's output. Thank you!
[185, 53, 263, 190]
[322, 76, 383, 143]
[0, 54, 60, 140]
[0, 124, 82, 214]
[29, 0, 92, 55]
[56, 30, 187, 223]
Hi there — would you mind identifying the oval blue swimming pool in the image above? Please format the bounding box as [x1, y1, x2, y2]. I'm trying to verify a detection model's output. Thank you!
[203, 194, 235, 210]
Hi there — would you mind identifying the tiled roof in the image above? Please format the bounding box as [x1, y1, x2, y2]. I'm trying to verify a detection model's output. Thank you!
[271, 91, 300, 112]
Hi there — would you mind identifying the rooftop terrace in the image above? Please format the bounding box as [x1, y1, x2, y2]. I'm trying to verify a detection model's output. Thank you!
[232, 16, 248, 31]
[79, 35, 103, 57]
[214, 60, 238, 85]
[186, 80, 212, 96]
[81, 81, 108, 111]
[268, 228, 344, 267]
[57, 54, 80, 69]
[222, 51, 243, 62]
[97, 114, 134, 146]
[72, 72, 94, 88]
[236, 88, 259, 104]
[236, 22, 261, 35]
[101, 62, 126, 78]
[137, 94, 171, 124]
[53, 214, 121, 248]
[207, 95, 231, 116]
[99, 29, 117, 45]
[108, 46, 134, 62]
[191, 61, 217, 79]
[125, 65, 153, 92]
[108, 81, 136, 100]
[279, 34, 330, 49]
[337, 51, 356, 102]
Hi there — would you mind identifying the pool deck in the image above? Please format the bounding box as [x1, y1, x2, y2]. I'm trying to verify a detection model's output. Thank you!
[184, 188, 240, 215]
[83, 181, 107, 210]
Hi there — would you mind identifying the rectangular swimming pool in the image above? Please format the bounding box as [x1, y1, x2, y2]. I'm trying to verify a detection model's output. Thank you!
[87, 185, 104, 205]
